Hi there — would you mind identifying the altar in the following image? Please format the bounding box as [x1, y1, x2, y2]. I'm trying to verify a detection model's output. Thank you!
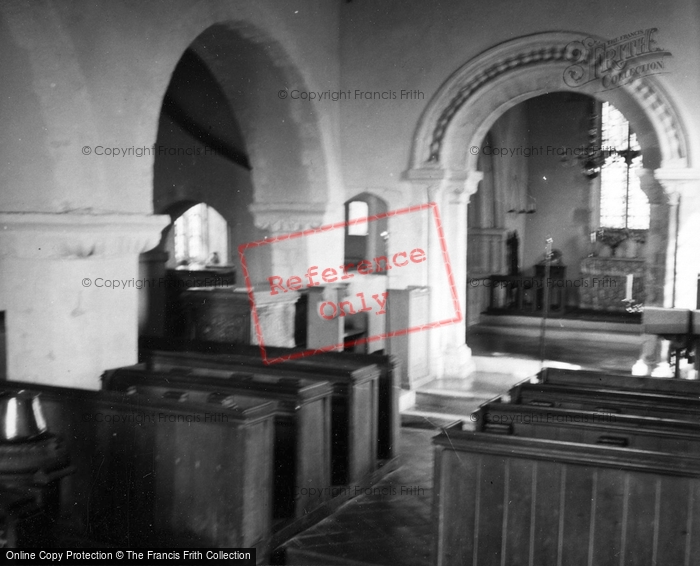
[579, 257, 645, 312]
[181, 286, 300, 347]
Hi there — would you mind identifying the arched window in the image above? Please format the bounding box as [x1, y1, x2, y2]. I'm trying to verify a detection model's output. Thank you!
[599, 102, 649, 230]
[347, 201, 369, 236]
[344, 194, 388, 270]
[173, 203, 229, 267]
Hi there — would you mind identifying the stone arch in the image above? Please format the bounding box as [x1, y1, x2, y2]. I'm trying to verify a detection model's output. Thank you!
[404, 32, 696, 380]
[183, 22, 331, 209]
[156, 17, 338, 285]
[410, 32, 689, 174]
[144, 13, 342, 299]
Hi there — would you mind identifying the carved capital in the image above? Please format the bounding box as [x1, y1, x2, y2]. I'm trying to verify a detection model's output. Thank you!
[249, 202, 327, 234]
[465, 171, 484, 199]
[654, 168, 700, 205]
[0, 213, 170, 260]
[405, 168, 473, 204]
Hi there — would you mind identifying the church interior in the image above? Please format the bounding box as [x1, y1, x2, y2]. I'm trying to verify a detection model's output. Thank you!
[1, 0, 700, 564]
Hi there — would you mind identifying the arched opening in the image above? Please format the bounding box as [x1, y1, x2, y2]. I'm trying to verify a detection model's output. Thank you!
[169, 203, 230, 269]
[406, 32, 691, 380]
[152, 45, 254, 277]
[140, 22, 335, 342]
[466, 92, 657, 328]
[344, 192, 389, 268]
[338, 192, 391, 353]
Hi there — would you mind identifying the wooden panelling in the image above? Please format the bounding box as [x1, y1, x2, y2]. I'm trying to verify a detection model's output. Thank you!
[541, 367, 700, 397]
[531, 461, 561, 566]
[560, 464, 593, 566]
[140, 337, 399, 462]
[140, 342, 380, 485]
[656, 475, 690, 565]
[512, 382, 700, 421]
[503, 458, 533, 566]
[475, 454, 505, 564]
[434, 448, 478, 566]
[0, 380, 275, 556]
[103, 367, 333, 520]
[623, 472, 657, 565]
[475, 403, 700, 455]
[433, 427, 700, 566]
[590, 468, 625, 566]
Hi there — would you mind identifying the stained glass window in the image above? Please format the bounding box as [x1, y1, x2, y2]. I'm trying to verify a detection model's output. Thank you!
[599, 102, 649, 229]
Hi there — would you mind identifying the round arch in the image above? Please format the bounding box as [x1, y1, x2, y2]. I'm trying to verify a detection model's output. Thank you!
[404, 31, 696, 380]
[410, 31, 690, 174]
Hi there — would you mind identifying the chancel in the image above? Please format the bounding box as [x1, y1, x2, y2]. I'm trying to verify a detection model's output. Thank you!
[1, 1, 700, 564]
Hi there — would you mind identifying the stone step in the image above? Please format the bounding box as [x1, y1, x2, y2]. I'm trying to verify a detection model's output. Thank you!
[475, 314, 643, 344]
[414, 389, 494, 415]
[401, 357, 542, 423]
[400, 409, 471, 430]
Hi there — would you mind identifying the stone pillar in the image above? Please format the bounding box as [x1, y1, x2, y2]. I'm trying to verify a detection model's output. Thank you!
[655, 168, 700, 309]
[248, 202, 330, 287]
[637, 169, 669, 307]
[439, 172, 482, 379]
[0, 213, 170, 389]
[405, 168, 480, 382]
[649, 168, 700, 375]
[636, 169, 669, 373]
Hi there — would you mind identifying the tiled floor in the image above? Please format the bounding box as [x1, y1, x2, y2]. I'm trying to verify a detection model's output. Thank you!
[281, 427, 436, 566]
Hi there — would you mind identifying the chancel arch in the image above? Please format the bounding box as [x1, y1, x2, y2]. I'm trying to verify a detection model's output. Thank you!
[406, 31, 698, 380]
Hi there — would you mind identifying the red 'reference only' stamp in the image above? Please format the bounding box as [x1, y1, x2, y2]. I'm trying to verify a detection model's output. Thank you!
[238, 202, 460, 364]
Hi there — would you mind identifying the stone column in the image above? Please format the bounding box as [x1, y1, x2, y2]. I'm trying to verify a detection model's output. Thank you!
[405, 168, 480, 382]
[439, 172, 482, 379]
[636, 169, 669, 372]
[248, 202, 330, 286]
[652, 168, 700, 375]
[655, 168, 700, 308]
[637, 169, 669, 307]
[0, 213, 169, 389]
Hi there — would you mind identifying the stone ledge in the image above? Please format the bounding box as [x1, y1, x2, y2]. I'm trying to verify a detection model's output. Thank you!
[0, 212, 169, 259]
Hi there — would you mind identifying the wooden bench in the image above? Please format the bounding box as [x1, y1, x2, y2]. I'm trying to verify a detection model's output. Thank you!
[474, 401, 700, 454]
[140, 337, 400, 462]
[433, 423, 700, 566]
[540, 366, 700, 396]
[312, 351, 400, 461]
[139, 340, 379, 486]
[510, 381, 700, 421]
[102, 364, 333, 521]
[0, 381, 275, 557]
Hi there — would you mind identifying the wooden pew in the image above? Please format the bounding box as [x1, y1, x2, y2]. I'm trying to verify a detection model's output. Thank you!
[510, 381, 700, 421]
[433, 423, 700, 566]
[319, 351, 400, 461]
[0, 380, 275, 557]
[139, 339, 379, 486]
[474, 401, 700, 454]
[540, 366, 700, 397]
[140, 337, 400, 462]
[102, 365, 333, 521]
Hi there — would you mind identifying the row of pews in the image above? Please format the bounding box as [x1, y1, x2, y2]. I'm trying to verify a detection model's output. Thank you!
[2, 338, 400, 562]
[433, 366, 700, 566]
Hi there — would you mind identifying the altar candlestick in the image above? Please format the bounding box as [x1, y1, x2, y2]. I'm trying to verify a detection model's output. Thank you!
[625, 274, 633, 300]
